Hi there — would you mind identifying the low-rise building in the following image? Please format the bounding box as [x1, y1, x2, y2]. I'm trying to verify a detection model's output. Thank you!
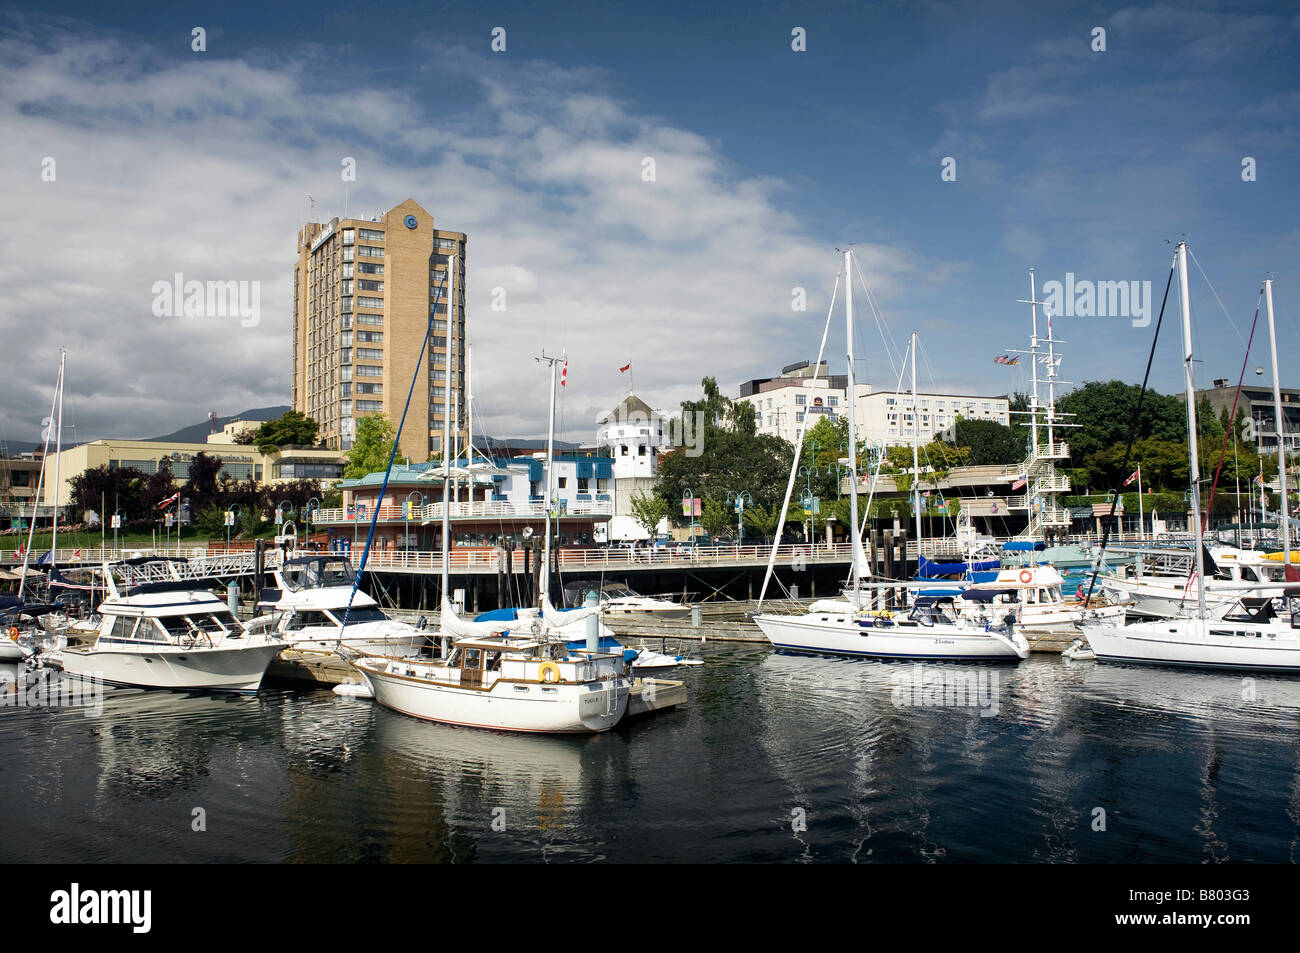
[735, 361, 847, 444]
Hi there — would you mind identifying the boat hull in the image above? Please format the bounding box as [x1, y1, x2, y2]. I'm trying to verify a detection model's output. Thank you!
[754, 614, 1028, 660]
[1083, 619, 1300, 672]
[62, 641, 286, 692]
[359, 663, 631, 733]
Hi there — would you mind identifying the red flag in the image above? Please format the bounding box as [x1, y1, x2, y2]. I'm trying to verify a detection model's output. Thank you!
[1123, 467, 1139, 486]
[560, 361, 568, 387]
[619, 363, 631, 373]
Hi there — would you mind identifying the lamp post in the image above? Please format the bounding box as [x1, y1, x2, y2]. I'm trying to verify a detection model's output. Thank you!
[798, 465, 819, 542]
[681, 486, 698, 546]
[304, 497, 319, 550]
[112, 508, 124, 555]
[225, 503, 241, 550]
[405, 491, 424, 554]
[727, 489, 754, 547]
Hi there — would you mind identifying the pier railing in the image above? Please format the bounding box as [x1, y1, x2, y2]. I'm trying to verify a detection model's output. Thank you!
[312, 499, 615, 524]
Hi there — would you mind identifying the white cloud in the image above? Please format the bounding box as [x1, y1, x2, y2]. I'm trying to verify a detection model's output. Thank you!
[0, 19, 926, 449]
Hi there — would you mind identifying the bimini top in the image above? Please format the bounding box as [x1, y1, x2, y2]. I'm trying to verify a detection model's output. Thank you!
[1001, 541, 1046, 552]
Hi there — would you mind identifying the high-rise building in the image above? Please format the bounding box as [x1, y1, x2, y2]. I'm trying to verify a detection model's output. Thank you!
[293, 198, 467, 463]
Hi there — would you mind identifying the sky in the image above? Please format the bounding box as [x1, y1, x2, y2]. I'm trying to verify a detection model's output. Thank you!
[2, 0, 1298, 450]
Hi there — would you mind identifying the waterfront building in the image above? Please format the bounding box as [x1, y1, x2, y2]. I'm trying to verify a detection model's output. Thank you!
[39, 439, 347, 507]
[1, 452, 48, 529]
[854, 386, 1011, 447]
[1191, 378, 1300, 456]
[735, 361, 847, 444]
[293, 198, 467, 463]
[596, 393, 673, 542]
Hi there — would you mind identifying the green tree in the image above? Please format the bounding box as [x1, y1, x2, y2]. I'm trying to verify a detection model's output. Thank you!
[254, 411, 320, 453]
[948, 418, 1021, 466]
[345, 414, 397, 478]
[1056, 381, 1185, 467]
[628, 492, 669, 538]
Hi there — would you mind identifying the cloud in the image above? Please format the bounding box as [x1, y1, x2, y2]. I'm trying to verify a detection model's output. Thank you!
[0, 17, 926, 450]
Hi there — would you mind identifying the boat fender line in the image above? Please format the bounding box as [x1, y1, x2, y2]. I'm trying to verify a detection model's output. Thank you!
[538, 661, 561, 684]
[1018, 570, 1033, 584]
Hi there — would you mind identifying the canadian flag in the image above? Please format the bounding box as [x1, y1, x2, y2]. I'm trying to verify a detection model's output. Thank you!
[1123, 467, 1140, 486]
[560, 360, 568, 387]
[619, 363, 631, 373]
[158, 491, 180, 509]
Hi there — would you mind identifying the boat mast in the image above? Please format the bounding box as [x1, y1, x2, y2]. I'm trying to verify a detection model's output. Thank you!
[537, 351, 561, 611]
[441, 256, 455, 606]
[910, 330, 922, 551]
[1177, 242, 1207, 619]
[1028, 268, 1040, 460]
[51, 348, 64, 569]
[18, 352, 63, 602]
[1264, 279, 1290, 565]
[843, 249, 862, 612]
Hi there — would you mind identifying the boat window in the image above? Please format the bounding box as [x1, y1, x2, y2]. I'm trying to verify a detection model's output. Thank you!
[281, 568, 308, 591]
[330, 606, 389, 625]
[195, 614, 228, 635]
[485, 651, 502, 672]
[309, 559, 356, 588]
[463, 648, 483, 670]
[295, 611, 335, 628]
[108, 615, 138, 641]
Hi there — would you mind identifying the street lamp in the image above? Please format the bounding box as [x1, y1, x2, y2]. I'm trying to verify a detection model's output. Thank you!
[798, 465, 819, 542]
[225, 503, 241, 550]
[304, 497, 319, 550]
[681, 486, 698, 545]
[727, 489, 754, 547]
[405, 491, 424, 554]
[112, 508, 124, 554]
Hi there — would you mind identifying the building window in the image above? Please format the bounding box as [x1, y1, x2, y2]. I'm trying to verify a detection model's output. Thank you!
[341, 279, 353, 295]
[357, 296, 383, 309]
[357, 280, 383, 292]
[340, 348, 351, 364]
[356, 400, 383, 412]
[434, 237, 458, 250]
[357, 262, 383, 275]
[358, 245, 384, 258]
[795, 412, 805, 422]
[795, 394, 806, 406]
[357, 365, 382, 377]
[357, 313, 383, 325]
[340, 330, 353, 347]
[342, 246, 354, 263]
[357, 331, 383, 343]
[355, 383, 382, 395]
[342, 263, 354, 278]
[358, 228, 385, 242]
[828, 396, 838, 406]
[342, 229, 355, 245]
[357, 347, 383, 360]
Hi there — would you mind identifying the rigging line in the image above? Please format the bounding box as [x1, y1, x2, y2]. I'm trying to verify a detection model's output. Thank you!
[1187, 246, 1248, 351]
[851, 252, 906, 383]
[338, 274, 447, 637]
[758, 269, 840, 608]
[1202, 294, 1262, 535]
[1082, 253, 1177, 607]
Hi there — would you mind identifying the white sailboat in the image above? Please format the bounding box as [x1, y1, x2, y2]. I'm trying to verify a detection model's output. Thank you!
[350, 289, 631, 732]
[1083, 254, 1300, 671]
[754, 250, 1029, 661]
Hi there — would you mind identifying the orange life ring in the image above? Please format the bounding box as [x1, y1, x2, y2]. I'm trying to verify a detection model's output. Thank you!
[1018, 570, 1033, 584]
[538, 661, 561, 684]
[7, 626, 18, 641]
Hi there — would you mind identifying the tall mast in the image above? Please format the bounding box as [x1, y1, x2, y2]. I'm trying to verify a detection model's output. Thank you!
[537, 352, 561, 610]
[843, 249, 862, 611]
[1265, 279, 1290, 563]
[466, 342, 474, 470]
[1177, 242, 1206, 619]
[440, 255, 455, 601]
[1028, 268, 1040, 459]
[910, 331, 921, 549]
[51, 350, 65, 568]
[19, 353, 62, 602]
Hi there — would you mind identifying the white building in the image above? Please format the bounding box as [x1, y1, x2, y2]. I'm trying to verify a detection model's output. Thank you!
[596, 393, 674, 542]
[735, 361, 847, 444]
[853, 386, 1011, 447]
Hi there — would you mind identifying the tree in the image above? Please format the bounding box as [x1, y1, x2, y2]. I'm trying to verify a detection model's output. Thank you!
[742, 503, 781, 541]
[254, 411, 320, 453]
[345, 414, 397, 478]
[69, 465, 147, 521]
[184, 452, 223, 512]
[1056, 381, 1185, 467]
[628, 492, 669, 538]
[948, 418, 1022, 466]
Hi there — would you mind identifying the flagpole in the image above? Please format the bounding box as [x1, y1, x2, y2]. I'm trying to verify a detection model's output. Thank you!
[1137, 465, 1144, 542]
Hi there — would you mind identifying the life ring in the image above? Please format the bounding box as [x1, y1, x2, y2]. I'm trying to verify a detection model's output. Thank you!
[1018, 570, 1033, 584]
[7, 627, 18, 642]
[538, 661, 561, 684]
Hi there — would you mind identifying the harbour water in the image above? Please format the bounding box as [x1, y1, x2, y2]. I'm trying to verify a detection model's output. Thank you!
[4, 644, 1299, 863]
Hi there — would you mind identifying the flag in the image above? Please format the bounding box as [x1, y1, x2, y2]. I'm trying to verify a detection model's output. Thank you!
[1011, 474, 1027, 491]
[1123, 467, 1140, 486]
[619, 363, 631, 373]
[158, 491, 180, 509]
[993, 355, 1010, 365]
[560, 360, 568, 388]
[1007, 356, 1020, 366]
[1254, 474, 1265, 488]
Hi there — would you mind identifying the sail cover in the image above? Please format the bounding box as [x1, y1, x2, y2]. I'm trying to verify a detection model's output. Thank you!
[917, 554, 1001, 578]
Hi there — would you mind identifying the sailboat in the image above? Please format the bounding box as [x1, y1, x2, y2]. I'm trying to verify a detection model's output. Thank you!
[1082, 251, 1300, 671]
[349, 314, 631, 732]
[753, 250, 1029, 661]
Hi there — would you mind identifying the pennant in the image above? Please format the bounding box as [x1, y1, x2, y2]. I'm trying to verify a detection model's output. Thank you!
[560, 360, 568, 388]
[619, 363, 631, 373]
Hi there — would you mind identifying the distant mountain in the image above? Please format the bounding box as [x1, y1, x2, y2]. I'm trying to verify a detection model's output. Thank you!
[145, 406, 291, 444]
[473, 436, 586, 453]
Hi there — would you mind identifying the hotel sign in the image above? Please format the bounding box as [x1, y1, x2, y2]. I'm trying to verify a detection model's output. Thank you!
[310, 224, 335, 252]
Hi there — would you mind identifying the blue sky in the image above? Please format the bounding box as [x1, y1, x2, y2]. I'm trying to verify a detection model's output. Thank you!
[2, 0, 1298, 447]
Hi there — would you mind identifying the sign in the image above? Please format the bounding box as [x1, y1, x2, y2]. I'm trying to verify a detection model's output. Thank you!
[402, 501, 411, 520]
[110, 514, 122, 529]
[224, 511, 235, 527]
[275, 509, 284, 525]
[165, 513, 174, 527]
